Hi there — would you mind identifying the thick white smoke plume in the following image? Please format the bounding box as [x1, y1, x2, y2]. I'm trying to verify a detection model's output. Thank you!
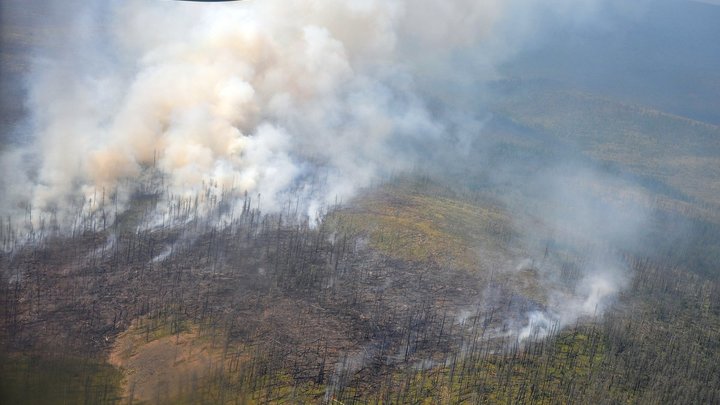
[4, 1, 416, 224]
[3, 0, 449, 225]
[1, 0, 641, 226]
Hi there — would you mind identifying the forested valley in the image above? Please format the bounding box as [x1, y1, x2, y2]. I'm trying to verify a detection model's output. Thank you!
[2, 174, 719, 404]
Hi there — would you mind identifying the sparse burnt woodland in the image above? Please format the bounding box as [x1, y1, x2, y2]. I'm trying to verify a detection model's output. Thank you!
[3, 1, 720, 404]
[1, 178, 719, 404]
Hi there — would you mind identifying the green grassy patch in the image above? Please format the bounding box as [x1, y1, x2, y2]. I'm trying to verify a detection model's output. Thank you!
[0, 354, 123, 405]
[334, 179, 514, 272]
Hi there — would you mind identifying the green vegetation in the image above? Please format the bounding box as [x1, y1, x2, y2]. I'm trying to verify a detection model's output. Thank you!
[0, 355, 123, 405]
[492, 87, 720, 220]
[335, 178, 513, 271]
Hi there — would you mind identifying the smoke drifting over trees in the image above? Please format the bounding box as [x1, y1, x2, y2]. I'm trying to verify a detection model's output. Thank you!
[1, 0, 649, 221]
[1, 0, 655, 322]
[2, 0, 720, 403]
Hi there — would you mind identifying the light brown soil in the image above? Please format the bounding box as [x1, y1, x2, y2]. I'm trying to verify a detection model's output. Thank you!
[109, 326, 223, 404]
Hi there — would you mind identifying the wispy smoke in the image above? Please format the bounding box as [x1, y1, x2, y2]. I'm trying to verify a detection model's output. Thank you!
[517, 259, 631, 341]
[502, 165, 648, 341]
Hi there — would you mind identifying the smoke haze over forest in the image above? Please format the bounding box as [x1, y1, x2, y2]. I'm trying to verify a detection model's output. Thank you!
[0, 0, 675, 333]
[1, 1, 720, 403]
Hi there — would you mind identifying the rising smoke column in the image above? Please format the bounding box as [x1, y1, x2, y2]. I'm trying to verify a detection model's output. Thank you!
[6, 0, 435, 224]
[1, 0, 644, 224]
[3, 0, 507, 226]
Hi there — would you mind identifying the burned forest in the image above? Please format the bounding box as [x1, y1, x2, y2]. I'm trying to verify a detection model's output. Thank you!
[2, 0, 720, 404]
[2, 174, 720, 404]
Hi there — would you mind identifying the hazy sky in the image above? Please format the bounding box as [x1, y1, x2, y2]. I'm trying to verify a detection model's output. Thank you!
[690, 0, 720, 5]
